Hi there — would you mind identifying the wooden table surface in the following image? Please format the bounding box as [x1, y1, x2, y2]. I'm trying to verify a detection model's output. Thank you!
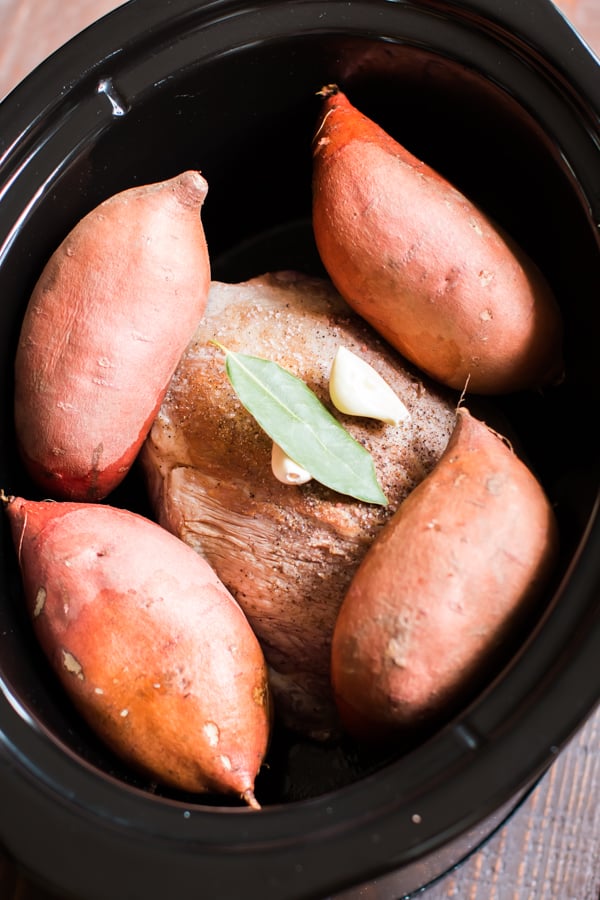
[1, 2, 599, 899]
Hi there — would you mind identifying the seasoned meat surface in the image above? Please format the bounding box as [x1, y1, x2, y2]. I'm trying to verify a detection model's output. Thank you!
[141, 271, 457, 740]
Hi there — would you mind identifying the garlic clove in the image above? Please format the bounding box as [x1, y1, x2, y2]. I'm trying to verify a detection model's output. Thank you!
[329, 346, 411, 426]
[271, 442, 313, 485]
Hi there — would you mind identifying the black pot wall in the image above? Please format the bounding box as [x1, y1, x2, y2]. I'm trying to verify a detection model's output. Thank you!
[0, 1, 599, 898]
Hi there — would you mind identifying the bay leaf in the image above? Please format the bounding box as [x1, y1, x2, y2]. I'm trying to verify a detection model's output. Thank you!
[213, 343, 388, 506]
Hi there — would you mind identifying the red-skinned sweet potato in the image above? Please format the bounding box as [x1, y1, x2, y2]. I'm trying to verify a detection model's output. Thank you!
[14, 170, 211, 501]
[330, 407, 558, 741]
[312, 85, 564, 395]
[3, 495, 271, 806]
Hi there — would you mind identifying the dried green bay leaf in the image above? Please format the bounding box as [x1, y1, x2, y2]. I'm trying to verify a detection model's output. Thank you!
[213, 344, 387, 506]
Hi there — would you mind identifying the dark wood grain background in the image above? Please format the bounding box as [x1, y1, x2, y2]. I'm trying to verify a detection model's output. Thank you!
[1, 1, 599, 898]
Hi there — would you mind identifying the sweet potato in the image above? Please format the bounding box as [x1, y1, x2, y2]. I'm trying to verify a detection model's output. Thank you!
[3, 495, 271, 806]
[330, 407, 558, 740]
[312, 85, 564, 395]
[14, 171, 211, 501]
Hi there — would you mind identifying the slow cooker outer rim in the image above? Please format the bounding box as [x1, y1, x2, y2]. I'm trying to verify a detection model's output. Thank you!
[1, 0, 598, 253]
[1, 0, 599, 294]
[0, 0, 598, 140]
[1, 1, 599, 225]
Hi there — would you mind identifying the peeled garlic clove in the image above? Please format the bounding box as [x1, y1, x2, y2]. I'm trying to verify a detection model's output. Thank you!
[329, 346, 411, 426]
[271, 442, 313, 485]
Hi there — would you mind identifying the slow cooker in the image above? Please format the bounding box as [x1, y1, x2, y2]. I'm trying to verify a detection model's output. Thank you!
[0, 1, 598, 897]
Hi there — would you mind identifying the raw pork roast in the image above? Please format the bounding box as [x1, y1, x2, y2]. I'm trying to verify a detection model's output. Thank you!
[141, 271, 457, 740]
